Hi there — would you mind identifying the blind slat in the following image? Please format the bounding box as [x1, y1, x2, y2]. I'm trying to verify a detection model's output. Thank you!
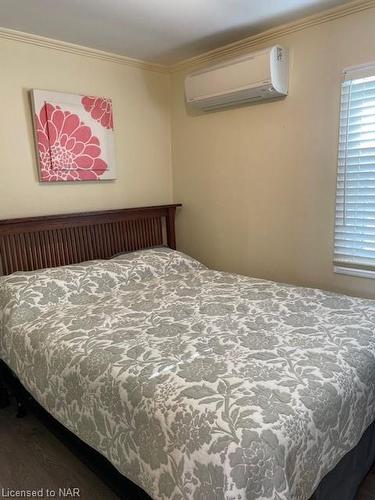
[340, 115, 375, 125]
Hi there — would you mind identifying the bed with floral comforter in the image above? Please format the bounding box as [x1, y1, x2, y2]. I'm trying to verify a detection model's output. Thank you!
[0, 248, 375, 500]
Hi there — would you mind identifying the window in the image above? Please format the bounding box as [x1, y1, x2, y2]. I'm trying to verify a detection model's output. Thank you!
[334, 64, 375, 278]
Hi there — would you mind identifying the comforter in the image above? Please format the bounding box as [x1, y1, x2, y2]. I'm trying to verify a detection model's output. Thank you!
[0, 248, 375, 500]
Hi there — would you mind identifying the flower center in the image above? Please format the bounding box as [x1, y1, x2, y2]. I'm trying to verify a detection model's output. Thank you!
[50, 141, 75, 170]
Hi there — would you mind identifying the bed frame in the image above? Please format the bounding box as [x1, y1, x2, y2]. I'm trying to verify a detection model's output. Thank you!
[0, 204, 181, 275]
[1, 202, 374, 499]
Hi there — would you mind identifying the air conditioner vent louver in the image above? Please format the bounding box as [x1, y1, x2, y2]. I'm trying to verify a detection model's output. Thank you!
[185, 45, 288, 111]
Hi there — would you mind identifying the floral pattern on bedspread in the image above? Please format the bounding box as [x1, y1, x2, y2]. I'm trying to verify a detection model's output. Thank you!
[1, 248, 375, 500]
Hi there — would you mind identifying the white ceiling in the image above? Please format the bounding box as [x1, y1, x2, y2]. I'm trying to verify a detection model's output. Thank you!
[0, 0, 352, 64]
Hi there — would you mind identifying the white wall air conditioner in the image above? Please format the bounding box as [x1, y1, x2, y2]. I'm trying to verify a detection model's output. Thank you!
[185, 45, 289, 111]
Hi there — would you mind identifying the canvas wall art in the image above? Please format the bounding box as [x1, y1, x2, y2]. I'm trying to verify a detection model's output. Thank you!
[31, 90, 116, 182]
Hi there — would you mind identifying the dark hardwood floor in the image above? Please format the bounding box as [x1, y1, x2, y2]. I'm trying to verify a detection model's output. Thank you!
[358, 470, 375, 500]
[0, 398, 374, 500]
[0, 403, 119, 500]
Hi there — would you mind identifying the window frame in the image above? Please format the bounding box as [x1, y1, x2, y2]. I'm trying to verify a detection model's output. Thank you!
[333, 62, 375, 279]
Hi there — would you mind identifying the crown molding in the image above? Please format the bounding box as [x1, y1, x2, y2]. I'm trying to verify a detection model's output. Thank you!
[170, 0, 375, 73]
[1, 0, 374, 75]
[0, 27, 169, 74]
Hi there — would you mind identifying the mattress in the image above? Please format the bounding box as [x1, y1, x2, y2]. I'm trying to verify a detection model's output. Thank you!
[0, 248, 374, 499]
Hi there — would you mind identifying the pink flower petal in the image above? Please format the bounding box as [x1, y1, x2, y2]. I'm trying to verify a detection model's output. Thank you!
[72, 141, 85, 155]
[66, 171, 79, 181]
[65, 137, 76, 151]
[92, 158, 107, 175]
[91, 106, 103, 120]
[40, 169, 50, 181]
[60, 133, 68, 147]
[51, 108, 64, 132]
[45, 103, 55, 119]
[77, 169, 98, 180]
[72, 125, 91, 143]
[100, 114, 110, 127]
[83, 144, 101, 158]
[38, 107, 48, 128]
[81, 96, 96, 111]
[46, 121, 58, 146]
[62, 114, 80, 136]
[37, 130, 49, 151]
[75, 155, 94, 169]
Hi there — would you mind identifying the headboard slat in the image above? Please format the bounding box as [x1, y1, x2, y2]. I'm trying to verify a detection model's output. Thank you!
[0, 204, 181, 275]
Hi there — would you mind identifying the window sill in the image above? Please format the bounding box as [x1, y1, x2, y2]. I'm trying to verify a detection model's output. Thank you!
[334, 266, 375, 280]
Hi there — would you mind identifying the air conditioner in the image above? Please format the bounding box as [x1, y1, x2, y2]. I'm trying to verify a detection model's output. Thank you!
[185, 45, 289, 111]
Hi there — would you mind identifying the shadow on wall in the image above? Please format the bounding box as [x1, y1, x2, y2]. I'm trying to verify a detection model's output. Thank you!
[23, 88, 39, 183]
[184, 95, 288, 118]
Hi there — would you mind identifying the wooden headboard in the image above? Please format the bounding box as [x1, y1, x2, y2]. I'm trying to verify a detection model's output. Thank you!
[0, 204, 181, 275]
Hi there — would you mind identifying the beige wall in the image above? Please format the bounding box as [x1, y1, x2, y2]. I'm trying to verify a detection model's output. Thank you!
[0, 38, 172, 219]
[171, 8, 375, 299]
[2, 8, 375, 299]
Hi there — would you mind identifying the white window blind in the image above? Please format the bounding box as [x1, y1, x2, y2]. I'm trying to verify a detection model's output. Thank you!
[334, 64, 375, 275]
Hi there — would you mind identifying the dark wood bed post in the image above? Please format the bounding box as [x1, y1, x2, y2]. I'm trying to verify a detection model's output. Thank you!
[0, 360, 27, 416]
[0, 362, 10, 409]
[166, 205, 179, 249]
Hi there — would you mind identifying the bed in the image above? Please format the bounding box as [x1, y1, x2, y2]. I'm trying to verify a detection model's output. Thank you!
[0, 204, 374, 500]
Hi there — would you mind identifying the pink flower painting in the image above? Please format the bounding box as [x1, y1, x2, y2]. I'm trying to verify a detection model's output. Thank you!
[32, 90, 116, 182]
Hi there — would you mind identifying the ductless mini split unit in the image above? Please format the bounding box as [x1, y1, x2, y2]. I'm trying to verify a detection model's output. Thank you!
[185, 45, 289, 111]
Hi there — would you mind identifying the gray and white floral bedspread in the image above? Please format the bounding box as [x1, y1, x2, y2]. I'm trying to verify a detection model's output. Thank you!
[1, 248, 375, 500]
